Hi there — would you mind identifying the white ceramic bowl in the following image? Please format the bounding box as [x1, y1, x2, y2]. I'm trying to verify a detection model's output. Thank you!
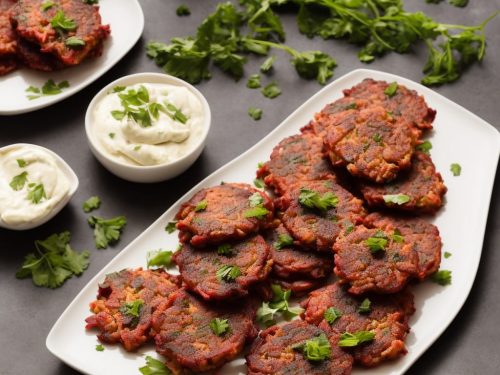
[85, 73, 211, 183]
[0, 143, 79, 231]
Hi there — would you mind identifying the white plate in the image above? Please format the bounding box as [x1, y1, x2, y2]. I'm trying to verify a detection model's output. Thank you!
[46, 69, 500, 375]
[0, 0, 144, 116]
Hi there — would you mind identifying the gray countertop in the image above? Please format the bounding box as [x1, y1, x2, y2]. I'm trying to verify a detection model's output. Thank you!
[1, 0, 499, 374]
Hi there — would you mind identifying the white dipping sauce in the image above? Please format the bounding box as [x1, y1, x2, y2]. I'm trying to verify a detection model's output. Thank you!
[0, 146, 70, 226]
[92, 83, 204, 166]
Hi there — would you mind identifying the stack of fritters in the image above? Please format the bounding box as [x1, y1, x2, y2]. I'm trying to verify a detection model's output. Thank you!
[0, 0, 109, 76]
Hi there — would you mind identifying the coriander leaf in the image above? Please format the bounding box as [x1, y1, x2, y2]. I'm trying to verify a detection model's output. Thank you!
[254, 178, 265, 188]
[248, 107, 263, 121]
[82, 196, 101, 213]
[147, 250, 173, 269]
[83, 0, 99, 4]
[256, 302, 280, 326]
[338, 331, 375, 347]
[27, 183, 47, 204]
[364, 231, 388, 254]
[247, 74, 261, 89]
[165, 221, 177, 233]
[260, 55, 276, 73]
[274, 233, 294, 250]
[292, 51, 337, 85]
[261, 82, 281, 99]
[449, 0, 468, 7]
[17, 159, 27, 167]
[324, 307, 342, 325]
[113, 86, 126, 93]
[358, 298, 371, 313]
[257, 284, 303, 326]
[95, 344, 104, 352]
[210, 318, 230, 336]
[299, 188, 339, 212]
[217, 244, 233, 256]
[120, 299, 143, 318]
[216, 265, 241, 282]
[431, 269, 452, 285]
[444, 251, 452, 258]
[109, 133, 116, 139]
[40, 1, 55, 11]
[176, 5, 191, 16]
[450, 163, 461, 176]
[383, 194, 410, 205]
[243, 206, 269, 219]
[384, 82, 398, 97]
[194, 200, 208, 212]
[292, 333, 331, 362]
[392, 229, 404, 243]
[249, 192, 264, 207]
[65, 36, 85, 48]
[88, 215, 127, 249]
[416, 140, 432, 154]
[162, 102, 189, 124]
[51, 10, 77, 33]
[139, 356, 171, 375]
[26, 79, 70, 100]
[9, 171, 28, 191]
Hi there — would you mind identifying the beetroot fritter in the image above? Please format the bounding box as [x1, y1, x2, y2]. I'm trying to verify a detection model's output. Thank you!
[276, 179, 366, 252]
[257, 133, 335, 195]
[343, 78, 436, 130]
[364, 212, 442, 280]
[301, 283, 415, 367]
[174, 234, 272, 300]
[271, 277, 326, 297]
[176, 183, 274, 247]
[16, 37, 64, 71]
[85, 268, 181, 352]
[333, 225, 419, 294]
[10, 0, 110, 66]
[266, 224, 333, 279]
[246, 320, 353, 375]
[151, 289, 258, 373]
[359, 151, 447, 214]
[323, 106, 420, 183]
[0, 56, 16, 75]
[0, 0, 17, 56]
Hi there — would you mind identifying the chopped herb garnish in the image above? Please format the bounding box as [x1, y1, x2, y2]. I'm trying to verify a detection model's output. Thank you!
[248, 107, 263, 121]
[16, 231, 90, 289]
[163, 102, 189, 124]
[165, 221, 177, 233]
[260, 55, 276, 73]
[83, 0, 99, 4]
[364, 231, 388, 254]
[147, 250, 173, 269]
[16, 159, 27, 167]
[50, 10, 77, 33]
[139, 356, 171, 375]
[384, 82, 398, 97]
[88, 215, 127, 249]
[216, 265, 241, 282]
[358, 298, 371, 313]
[40, 1, 55, 11]
[383, 194, 410, 205]
[65, 36, 85, 48]
[9, 171, 28, 191]
[217, 244, 233, 256]
[134, 145, 142, 151]
[292, 333, 332, 362]
[176, 5, 191, 16]
[274, 233, 294, 250]
[113, 86, 126, 93]
[108, 132, 115, 139]
[261, 82, 281, 99]
[416, 140, 432, 154]
[27, 183, 46, 204]
[26, 79, 70, 100]
[254, 178, 265, 189]
[82, 196, 101, 213]
[243, 206, 269, 219]
[247, 74, 261, 89]
[194, 200, 208, 212]
[210, 318, 230, 336]
[299, 188, 339, 212]
[444, 251, 452, 259]
[450, 163, 461, 176]
[249, 192, 264, 207]
[95, 344, 104, 352]
[373, 133, 382, 144]
[324, 307, 342, 325]
[392, 229, 404, 243]
[338, 331, 375, 347]
[256, 284, 303, 326]
[431, 269, 452, 285]
[120, 299, 144, 318]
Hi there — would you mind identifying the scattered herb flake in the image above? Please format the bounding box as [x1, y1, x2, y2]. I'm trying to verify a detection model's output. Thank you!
[147, 250, 173, 269]
[16, 159, 27, 168]
[261, 82, 281, 99]
[26, 79, 70, 100]
[82, 196, 101, 213]
[139, 356, 171, 375]
[249, 192, 264, 207]
[247, 74, 261, 89]
[338, 331, 375, 347]
[50, 10, 77, 33]
[95, 344, 104, 352]
[444, 251, 452, 259]
[27, 183, 46, 204]
[9, 171, 28, 191]
[217, 244, 233, 256]
[253, 178, 265, 189]
[243, 206, 269, 219]
[248, 107, 263, 121]
[431, 269, 452, 285]
[364, 231, 388, 254]
[194, 200, 208, 212]
[210, 318, 230, 336]
[165, 221, 177, 234]
[216, 265, 241, 282]
[274, 233, 294, 250]
[260, 55, 276, 73]
[416, 140, 432, 154]
[257, 284, 303, 326]
[40, 1, 54, 11]
[383, 194, 410, 205]
[65, 36, 85, 48]
[450, 163, 461, 176]
[384, 82, 398, 97]
[176, 5, 191, 16]
[358, 298, 371, 313]
[299, 188, 339, 212]
[88, 215, 127, 249]
[292, 333, 332, 362]
[324, 307, 342, 325]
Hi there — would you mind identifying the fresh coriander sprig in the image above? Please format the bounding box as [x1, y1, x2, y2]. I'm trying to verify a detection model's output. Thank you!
[256, 284, 303, 326]
[26, 79, 70, 100]
[88, 215, 127, 249]
[292, 333, 332, 362]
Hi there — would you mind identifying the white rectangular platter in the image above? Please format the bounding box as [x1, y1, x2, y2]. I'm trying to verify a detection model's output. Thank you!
[0, 0, 144, 115]
[46, 69, 500, 375]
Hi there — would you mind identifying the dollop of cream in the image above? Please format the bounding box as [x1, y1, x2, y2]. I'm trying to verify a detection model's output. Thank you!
[92, 83, 204, 166]
[0, 146, 70, 226]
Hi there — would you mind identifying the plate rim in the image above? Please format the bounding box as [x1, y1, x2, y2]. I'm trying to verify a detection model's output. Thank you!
[0, 0, 145, 116]
[46, 68, 500, 375]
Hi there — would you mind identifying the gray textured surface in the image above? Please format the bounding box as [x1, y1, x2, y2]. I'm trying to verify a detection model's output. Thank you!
[0, 0, 499, 374]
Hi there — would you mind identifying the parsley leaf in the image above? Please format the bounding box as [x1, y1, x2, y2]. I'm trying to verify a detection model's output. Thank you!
[383, 194, 410, 205]
[416, 140, 432, 154]
[95, 344, 104, 352]
[364, 231, 388, 254]
[194, 200, 208, 212]
[358, 298, 371, 313]
[82, 196, 101, 213]
[431, 269, 452, 285]
[248, 107, 263, 120]
[338, 331, 375, 347]
[384, 82, 398, 97]
[274, 233, 294, 250]
[26, 79, 70, 100]
[16, 231, 90, 289]
[210, 318, 230, 336]
[243, 206, 269, 219]
[165, 221, 177, 233]
[51, 10, 77, 33]
[217, 244, 233, 256]
[450, 163, 461, 176]
[139, 356, 171, 375]
[299, 188, 339, 212]
[176, 5, 191, 16]
[17, 159, 27, 167]
[260, 55, 276, 73]
[147, 250, 173, 269]
[254, 178, 265, 188]
[9, 171, 28, 191]
[324, 307, 342, 325]
[247, 74, 261, 88]
[216, 265, 241, 282]
[444, 251, 452, 259]
[261, 82, 281, 98]
[27, 183, 47, 204]
[256, 284, 303, 326]
[392, 229, 404, 243]
[120, 299, 144, 319]
[292, 333, 331, 362]
[88, 215, 127, 249]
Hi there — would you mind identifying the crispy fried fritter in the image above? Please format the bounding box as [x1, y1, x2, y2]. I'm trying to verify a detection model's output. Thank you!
[0, 0, 17, 57]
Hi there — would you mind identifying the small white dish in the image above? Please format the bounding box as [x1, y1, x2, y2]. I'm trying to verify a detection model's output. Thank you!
[0, 143, 79, 230]
[0, 0, 144, 116]
[85, 73, 212, 183]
